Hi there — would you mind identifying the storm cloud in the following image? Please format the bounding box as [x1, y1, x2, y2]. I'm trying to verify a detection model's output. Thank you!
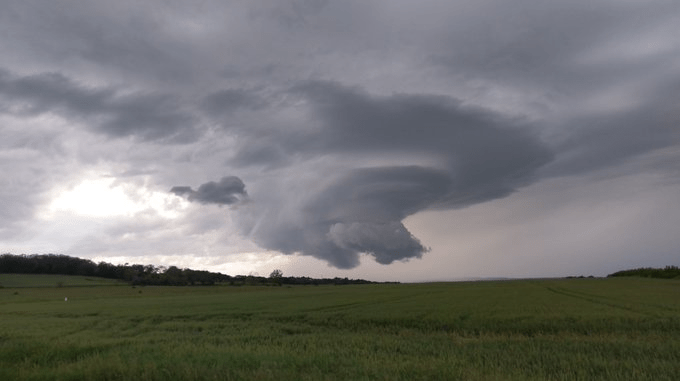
[171, 176, 248, 206]
[176, 83, 554, 267]
[0, 69, 199, 142]
[2, 0, 679, 279]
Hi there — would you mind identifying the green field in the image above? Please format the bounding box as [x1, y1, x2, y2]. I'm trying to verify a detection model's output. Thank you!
[1, 276, 679, 380]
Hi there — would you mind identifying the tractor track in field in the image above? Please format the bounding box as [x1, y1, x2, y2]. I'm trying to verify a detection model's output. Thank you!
[551, 284, 680, 313]
[544, 286, 664, 317]
[301, 292, 432, 313]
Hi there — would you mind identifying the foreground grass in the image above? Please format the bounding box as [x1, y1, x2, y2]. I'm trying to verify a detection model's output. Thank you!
[1, 277, 679, 380]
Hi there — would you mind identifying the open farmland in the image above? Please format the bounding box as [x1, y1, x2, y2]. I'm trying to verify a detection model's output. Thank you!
[1, 277, 679, 380]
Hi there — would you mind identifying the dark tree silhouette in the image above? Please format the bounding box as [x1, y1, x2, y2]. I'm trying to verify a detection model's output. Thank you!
[0, 253, 383, 286]
[608, 266, 680, 279]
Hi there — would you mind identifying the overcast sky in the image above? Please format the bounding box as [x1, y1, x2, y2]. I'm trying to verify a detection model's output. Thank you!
[1, 0, 679, 281]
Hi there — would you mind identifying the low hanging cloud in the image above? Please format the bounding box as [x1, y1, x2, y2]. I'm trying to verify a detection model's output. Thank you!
[327, 221, 428, 265]
[170, 176, 248, 205]
[176, 83, 554, 268]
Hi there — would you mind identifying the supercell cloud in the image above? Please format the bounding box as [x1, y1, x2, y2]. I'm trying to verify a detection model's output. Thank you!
[1, 0, 679, 279]
[174, 83, 553, 268]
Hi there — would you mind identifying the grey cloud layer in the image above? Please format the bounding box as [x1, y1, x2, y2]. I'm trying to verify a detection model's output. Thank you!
[1, 0, 678, 273]
[543, 79, 680, 177]
[0, 70, 199, 142]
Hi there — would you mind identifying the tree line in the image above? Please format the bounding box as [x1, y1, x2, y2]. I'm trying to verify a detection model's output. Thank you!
[607, 265, 680, 279]
[0, 253, 382, 286]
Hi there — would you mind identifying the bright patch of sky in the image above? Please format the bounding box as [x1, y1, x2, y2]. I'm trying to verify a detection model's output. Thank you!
[44, 178, 188, 219]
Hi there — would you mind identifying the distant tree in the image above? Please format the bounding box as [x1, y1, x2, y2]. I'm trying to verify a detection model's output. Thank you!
[269, 269, 283, 286]
[164, 266, 187, 285]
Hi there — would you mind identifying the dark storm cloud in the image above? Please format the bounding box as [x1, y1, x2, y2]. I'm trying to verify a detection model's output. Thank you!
[229, 81, 553, 173]
[304, 166, 452, 226]
[544, 80, 680, 177]
[0, 69, 199, 142]
[295, 81, 553, 202]
[0, 1, 193, 84]
[236, 166, 450, 268]
[422, 0, 680, 182]
[430, 0, 678, 88]
[3, 0, 679, 276]
[297, 166, 448, 267]
[171, 176, 248, 206]
[201, 89, 266, 116]
[188, 82, 554, 268]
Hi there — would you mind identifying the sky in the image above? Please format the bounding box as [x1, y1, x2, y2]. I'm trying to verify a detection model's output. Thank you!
[1, 0, 679, 282]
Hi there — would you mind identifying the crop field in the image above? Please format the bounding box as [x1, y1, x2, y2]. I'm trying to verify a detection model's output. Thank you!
[1, 276, 679, 380]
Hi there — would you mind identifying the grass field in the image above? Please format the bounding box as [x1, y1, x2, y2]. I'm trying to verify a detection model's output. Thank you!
[1, 275, 679, 380]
